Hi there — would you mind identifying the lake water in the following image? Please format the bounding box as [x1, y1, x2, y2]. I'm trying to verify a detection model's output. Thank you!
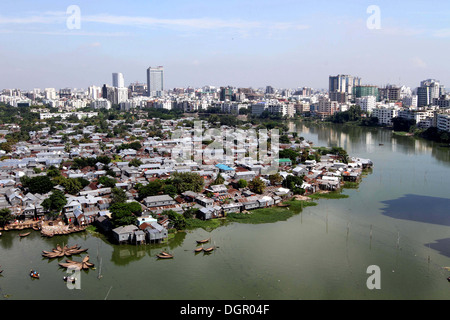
[1, 122, 450, 300]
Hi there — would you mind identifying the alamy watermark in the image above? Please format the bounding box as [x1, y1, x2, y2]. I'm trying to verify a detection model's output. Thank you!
[366, 5, 381, 30]
[170, 121, 280, 175]
[66, 5, 81, 30]
[65, 266, 81, 290]
[366, 265, 381, 290]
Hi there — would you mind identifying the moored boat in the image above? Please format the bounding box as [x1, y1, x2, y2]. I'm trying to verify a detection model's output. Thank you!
[19, 232, 31, 237]
[196, 237, 211, 244]
[195, 246, 203, 253]
[157, 253, 174, 259]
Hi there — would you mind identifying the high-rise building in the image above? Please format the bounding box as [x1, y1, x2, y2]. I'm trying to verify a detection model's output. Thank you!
[329, 74, 361, 101]
[220, 86, 233, 101]
[112, 73, 125, 88]
[147, 66, 164, 97]
[265, 86, 275, 94]
[355, 96, 377, 113]
[379, 85, 401, 102]
[417, 79, 443, 107]
[353, 85, 379, 99]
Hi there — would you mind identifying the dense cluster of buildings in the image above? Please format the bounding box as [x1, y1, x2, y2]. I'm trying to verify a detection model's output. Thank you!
[2, 69, 449, 132]
[0, 107, 373, 244]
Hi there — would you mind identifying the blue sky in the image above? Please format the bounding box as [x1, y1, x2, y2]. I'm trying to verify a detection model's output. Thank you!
[1, 0, 450, 91]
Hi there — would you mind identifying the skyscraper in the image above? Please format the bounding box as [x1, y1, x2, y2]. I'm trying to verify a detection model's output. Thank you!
[417, 79, 442, 107]
[112, 72, 125, 88]
[147, 66, 164, 97]
[329, 74, 361, 101]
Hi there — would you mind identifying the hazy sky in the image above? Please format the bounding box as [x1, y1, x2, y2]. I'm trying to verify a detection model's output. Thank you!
[1, 0, 450, 91]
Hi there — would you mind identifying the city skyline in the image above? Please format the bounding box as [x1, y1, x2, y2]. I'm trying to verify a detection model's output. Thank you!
[1, 0, 450, 90]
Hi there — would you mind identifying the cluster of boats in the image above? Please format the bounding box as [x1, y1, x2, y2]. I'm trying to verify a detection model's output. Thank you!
[195, 238, 216, 253]
[155, 237, 216, 259]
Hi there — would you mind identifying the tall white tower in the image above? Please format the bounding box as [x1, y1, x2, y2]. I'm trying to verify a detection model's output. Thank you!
[112, 72, 125, 88]
[146, 66, 164, 97]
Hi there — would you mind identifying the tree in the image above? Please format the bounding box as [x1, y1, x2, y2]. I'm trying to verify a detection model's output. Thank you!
[126, 202, 143, 216]
[98, 176, 117, 188]
[0, 208, 13, 227]
[248, 177, 266, 194]
[62, 178, 83, 195]
[109, 202, 138, 227]
[236, 179, 248, 189]
[283, 175, 305, 195]
[41, 190, 67, 214]
[280, 135, 290, 144]
[183, 207, 199, 219]
[163, 184, 178, 198]
[111, 187, 127, 204]
[165, 210, 186, 230]
[212, 173, 225, 185]
[279, 148, 300, 163]
[129, 158, 143, 167]
[137, 180, 163, 200]
[168, 172, 204, 194]
[330, 146, 349, 164]
[0, 142, 12, 153]
[21, 175, 54, 194]
[46, 165, 61, 178]
[392, 117, 416, 132]
[269, 173, 283, 185]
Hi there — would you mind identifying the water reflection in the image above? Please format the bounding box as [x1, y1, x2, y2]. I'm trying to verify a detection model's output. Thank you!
[425, 238, 450, 258]
[289, 121, 450, 166]
[380, 194, 450, 227]
[110, 232, 186, 266]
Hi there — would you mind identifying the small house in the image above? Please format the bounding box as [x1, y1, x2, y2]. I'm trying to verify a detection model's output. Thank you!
[143, 195, 176, 208]
[112, 225, 138, 244]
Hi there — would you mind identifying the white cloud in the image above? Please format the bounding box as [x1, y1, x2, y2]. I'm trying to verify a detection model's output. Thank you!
[432, 28, 450, 38]
[410, 57, 427, 68]
[0, 12, 309, 33]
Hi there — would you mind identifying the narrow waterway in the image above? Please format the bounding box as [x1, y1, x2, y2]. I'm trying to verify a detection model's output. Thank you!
[1, 122, 449, 300]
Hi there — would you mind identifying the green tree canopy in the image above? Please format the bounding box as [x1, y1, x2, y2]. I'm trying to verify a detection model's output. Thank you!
[236, 179, 248, 188]
[109, 202, 138, 228]
[168, 172, 204, 194]
[0, 208, 13, 227]
[98, 176, 117, 188]
[41, 190, 67, 214]
[165, 210, 186, 230]
[248, 177, 266, 194]
[21, 175, 54, 194]
[111, 187, 127, 204]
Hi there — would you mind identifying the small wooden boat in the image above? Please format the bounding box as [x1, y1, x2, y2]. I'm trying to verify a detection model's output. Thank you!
[30, 270, 40, 279]
[19, 232, 31, 237]
[204, 241, 216, 253]
[157, 253, 174, 259]
[195, 246, 203, 253]
[159, 251, 171, 257]
[196, 237, 211, 244]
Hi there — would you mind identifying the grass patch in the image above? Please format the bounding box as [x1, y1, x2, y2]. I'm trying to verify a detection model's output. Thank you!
[308, 191, 349, 200]
[393, 131, 413, 137]
[342, 181, 360, 189]
[226, 200, 317, 224]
